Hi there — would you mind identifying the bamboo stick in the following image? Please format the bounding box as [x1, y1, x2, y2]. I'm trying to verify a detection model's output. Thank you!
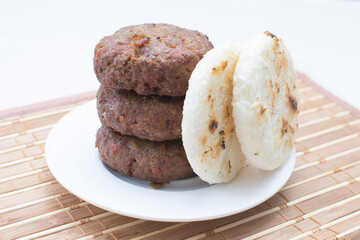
[131, 223, 188, 240]
[335, 111, 350, 117]
[350, 119, 360, 126]
[0, 191, 69, 214]
[298, 117, 330, 128]
[0, 180, 54, 198]
[334, 224, 360, 239]
[299, 103, 336, 116]
[0, 154, 44, 169]
[0, 124, 54, 141]
[0, 202, 89, 231]
[0, 167, 48, 183]
[17, 212, 114, 240]
[300, 94, 324, 104]
[0, 106, 76, 128]
[298, 87, 312, 93]
[0, 140, 46, 155]
[296, 125, 345, 142]
[75, 220, 145, 240]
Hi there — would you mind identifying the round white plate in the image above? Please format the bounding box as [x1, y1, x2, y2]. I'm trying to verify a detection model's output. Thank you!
[45, 100, 296, 222]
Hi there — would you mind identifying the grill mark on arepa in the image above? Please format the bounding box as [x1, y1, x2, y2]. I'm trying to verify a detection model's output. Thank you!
[281, 117, 289, 137]
[200, 130, 227, 163]
[281, 116, 295, 139]
[207, 89, 212, 101]
[201, 135, 207, 146]
[268, 79, 273, 88]
[209, 119, 218, 134]
[211, 60, 228, 74]
[209, 97, 215, 110]
[269, 33, 288, 78]
[289, 125, 295, 134]
[288, 96, 298, 112]
[225, 105, 231, 119]
[286, 82, 298, 112]
[275, 82, 280, 93]
[260, 106, 267, 115]
[210, 146, 221, 159]
[264, 31, 278, 40]
[219, 130, 226, 149]
[220, 137, 226, 149]
[200, 146, 212, 163]
[268, 79, 276, 108]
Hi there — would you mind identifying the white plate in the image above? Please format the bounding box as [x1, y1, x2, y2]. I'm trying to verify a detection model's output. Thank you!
[45, 100, 295, 222]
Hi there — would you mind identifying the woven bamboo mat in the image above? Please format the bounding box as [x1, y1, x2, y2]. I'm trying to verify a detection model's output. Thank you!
[1, 74, 360, 240]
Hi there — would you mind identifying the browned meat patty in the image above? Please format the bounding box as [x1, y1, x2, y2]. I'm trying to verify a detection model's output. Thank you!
[97, 86, 183, 141]
[94, 23, 213, 96]
[96, 126, 193, 183]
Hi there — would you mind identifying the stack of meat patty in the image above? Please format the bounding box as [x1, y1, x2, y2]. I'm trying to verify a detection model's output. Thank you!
[94, 24, 213, 183]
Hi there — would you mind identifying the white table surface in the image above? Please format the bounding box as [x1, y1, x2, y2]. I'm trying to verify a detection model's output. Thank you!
[0, 0, 359, 112]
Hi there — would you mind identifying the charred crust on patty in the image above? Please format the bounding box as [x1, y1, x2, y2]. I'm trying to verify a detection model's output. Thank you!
[131, 35, 150, 48]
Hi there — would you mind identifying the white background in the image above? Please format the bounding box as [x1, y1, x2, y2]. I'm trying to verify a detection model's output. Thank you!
[0, 0, 359, 111]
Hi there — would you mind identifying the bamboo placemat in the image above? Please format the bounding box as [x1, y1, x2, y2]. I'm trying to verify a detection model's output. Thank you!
[1, 74, 360, 240]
